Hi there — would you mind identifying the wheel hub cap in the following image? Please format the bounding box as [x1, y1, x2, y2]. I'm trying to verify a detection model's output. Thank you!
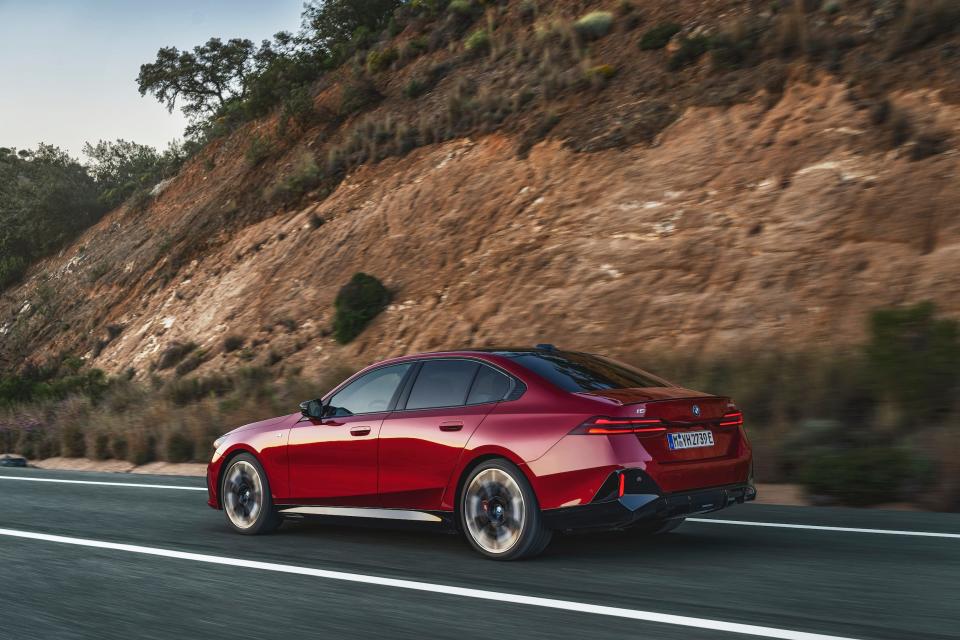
[465, 468, 525, 554]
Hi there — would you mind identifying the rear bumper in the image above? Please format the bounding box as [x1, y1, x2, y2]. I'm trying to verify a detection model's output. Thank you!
[542, 473, 756, 531]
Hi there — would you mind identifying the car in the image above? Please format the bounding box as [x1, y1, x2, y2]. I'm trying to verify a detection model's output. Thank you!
[0, 454, 28, 468]
[207, 345, 755, 560]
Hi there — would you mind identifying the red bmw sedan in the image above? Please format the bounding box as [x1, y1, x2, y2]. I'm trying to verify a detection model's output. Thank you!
[207, 346, 754, 560]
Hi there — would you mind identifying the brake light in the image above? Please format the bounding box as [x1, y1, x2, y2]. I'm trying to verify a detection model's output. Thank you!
[719, 411, 743, 427]
[618, 473, 626, 497]
[572, 417, 667, 435]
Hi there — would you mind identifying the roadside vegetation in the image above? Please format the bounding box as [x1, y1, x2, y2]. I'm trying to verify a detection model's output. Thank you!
[1, 303, 958, 511]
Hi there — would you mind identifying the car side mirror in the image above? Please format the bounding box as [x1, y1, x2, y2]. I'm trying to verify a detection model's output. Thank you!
[299, 399, 325, 420]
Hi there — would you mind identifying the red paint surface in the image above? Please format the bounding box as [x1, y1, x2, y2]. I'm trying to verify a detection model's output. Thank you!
[207, 351, 752, 515]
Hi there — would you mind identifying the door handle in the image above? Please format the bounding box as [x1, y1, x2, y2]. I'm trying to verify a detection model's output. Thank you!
[349, 426, 371, 436]
[439, 421, 464, 432]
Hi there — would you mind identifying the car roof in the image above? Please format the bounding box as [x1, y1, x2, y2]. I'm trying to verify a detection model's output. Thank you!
[372, 347, 569, 366]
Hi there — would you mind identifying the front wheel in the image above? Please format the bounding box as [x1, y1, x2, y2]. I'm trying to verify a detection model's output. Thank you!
[221, 453, 281, 535]
[459, 459, 552, 560]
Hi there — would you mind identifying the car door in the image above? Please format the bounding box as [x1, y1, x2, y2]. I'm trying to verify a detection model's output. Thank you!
[378, 359, 513, 510]
[287, 362, 412, 506]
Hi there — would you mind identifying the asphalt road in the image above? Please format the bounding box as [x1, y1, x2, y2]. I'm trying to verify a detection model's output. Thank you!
[0, 467, 957, 640]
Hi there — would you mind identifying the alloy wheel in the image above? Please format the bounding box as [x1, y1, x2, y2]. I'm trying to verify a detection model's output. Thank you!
[464, 467, 526, 554]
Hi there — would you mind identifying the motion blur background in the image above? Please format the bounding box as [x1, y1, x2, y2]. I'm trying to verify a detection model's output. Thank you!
[1, 0, 958, 510]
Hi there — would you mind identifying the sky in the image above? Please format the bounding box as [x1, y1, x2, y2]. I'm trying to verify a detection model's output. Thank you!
[0, 0, 303, 158]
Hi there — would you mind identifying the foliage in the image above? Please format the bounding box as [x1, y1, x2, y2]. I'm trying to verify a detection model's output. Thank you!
[265, 152, 323, 205]
[667, 35, 711, 70]
[339, 78, 384, 116]
[800, 447, 925, 506]
[366, 46, 399, 73]
[246, 135, 273, 166]
[0, 145, 105, 290]
[83, 139, 186, 209]
[0, 358, 108, 408]
[333, 272, 391, 344]
[137, 37, 259, 120]
[573, 11, 614, 41]
[866, 302, 960, 422]
[464, 28, 491, 54]
[301, 0, 402, 58]
[639, 22, 681, 50]
[155, 342, 198, 370]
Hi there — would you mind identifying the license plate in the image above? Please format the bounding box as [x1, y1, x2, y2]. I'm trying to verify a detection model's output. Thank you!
[667, 430, 715, 450]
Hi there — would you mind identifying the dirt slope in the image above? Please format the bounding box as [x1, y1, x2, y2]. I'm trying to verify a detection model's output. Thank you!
[2, 1, 959, 377]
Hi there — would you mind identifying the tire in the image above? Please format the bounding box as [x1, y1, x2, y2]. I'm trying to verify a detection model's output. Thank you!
[459, 459, 552, 560]
[221, 453, 282, 535]
[632, 517, 685, 535]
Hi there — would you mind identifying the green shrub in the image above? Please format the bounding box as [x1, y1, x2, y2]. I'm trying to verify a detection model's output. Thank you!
[404, 77, 429, 98]
[333, 273, 391, 344]
[667, 35, 711, 70]
[585, 64, 617, 83]
[156, 342, 197, 370]
[866, 302, 960, 421]
[175, 351, 205, 377]
[447, 0, 474, 16]
[127, 431, 157, 466]
[223, 335, 245, 352]
[800, 447, 924, 506]
[339, 79, 384, 117]
[88, 431, 111, 460]
[60, 422, 86, 458]
[366, 46, 399, 74]
[266, 152, 323, 205]
[640, 22, 681, 50]
[464, 28, 491, 54]
[245, 135, 272, 166]
[165, 431, 194, 463]
[574, 11, 614, 40]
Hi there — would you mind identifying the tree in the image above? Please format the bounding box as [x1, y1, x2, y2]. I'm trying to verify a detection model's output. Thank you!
[301, 0, 403, 56]
[137, 37, 258, 120]
[83, 139, 185, 209]
[0, 145, 104, 289]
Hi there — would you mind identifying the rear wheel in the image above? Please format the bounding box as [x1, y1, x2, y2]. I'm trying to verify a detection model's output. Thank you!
[459, 459, 552, 560]
[221, 453, 281, 535]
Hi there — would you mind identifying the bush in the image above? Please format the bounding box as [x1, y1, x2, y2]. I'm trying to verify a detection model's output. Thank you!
[889, 0, 960, 58]
[640, 22, 681, 50]
[911, 130, 950, 161]
[333, 272, 391, 344]
[223, 335, 245, 352]
[574, 11, 614, 40]
[156, 342, 197, 370]
[667, 35, 711, 70]
[800, 447, 923, 506]
[366, 46, 398, 73]
[447, 0, 474, 16]
[866, 302, 960, 421]
[464, 28, 491, 54]
[165, 431, 195, 463]
[339, 78, 384, 117]
[266, 152, 323, 205]
[60, 422, 86, 458]
[246, 135, 272, 166]
[175, 351, 205, 377]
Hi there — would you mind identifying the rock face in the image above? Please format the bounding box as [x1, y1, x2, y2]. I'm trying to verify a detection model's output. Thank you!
[2, 76, 959, 376]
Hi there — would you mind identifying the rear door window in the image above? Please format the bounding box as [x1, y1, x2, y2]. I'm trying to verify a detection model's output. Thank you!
[405, 360, 480, 410]
[467, 364, 512, 405]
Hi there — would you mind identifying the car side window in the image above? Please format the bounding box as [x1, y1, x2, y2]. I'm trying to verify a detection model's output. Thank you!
[467, 364, 512, 405]
[327, 363, 412, 416]
[405, 360, 480, 410]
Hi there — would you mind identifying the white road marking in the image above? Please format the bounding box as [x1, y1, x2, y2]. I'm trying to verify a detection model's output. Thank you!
[0, 475, 206, 491]
[0, 527, 860, 640]
[689, 518, 960, 539]
[2, 473, 957, 540]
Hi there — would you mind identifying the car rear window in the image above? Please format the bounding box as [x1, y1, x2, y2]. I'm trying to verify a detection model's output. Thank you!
[508, 352, 670, 393]
[406, 360, 480, 409]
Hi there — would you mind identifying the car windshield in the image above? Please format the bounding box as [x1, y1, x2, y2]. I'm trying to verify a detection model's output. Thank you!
[507, 351, 672, 393]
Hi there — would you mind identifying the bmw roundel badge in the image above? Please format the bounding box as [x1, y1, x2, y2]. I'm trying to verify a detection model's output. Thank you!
[692, 404, 701, 417]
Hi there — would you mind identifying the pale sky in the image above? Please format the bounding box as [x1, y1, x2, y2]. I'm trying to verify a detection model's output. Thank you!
[0, 0, 303, 158]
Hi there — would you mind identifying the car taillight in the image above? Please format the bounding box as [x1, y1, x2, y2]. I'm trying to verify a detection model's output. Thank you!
[572, 417, 667, 435]
[719, 411, 743, 426]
